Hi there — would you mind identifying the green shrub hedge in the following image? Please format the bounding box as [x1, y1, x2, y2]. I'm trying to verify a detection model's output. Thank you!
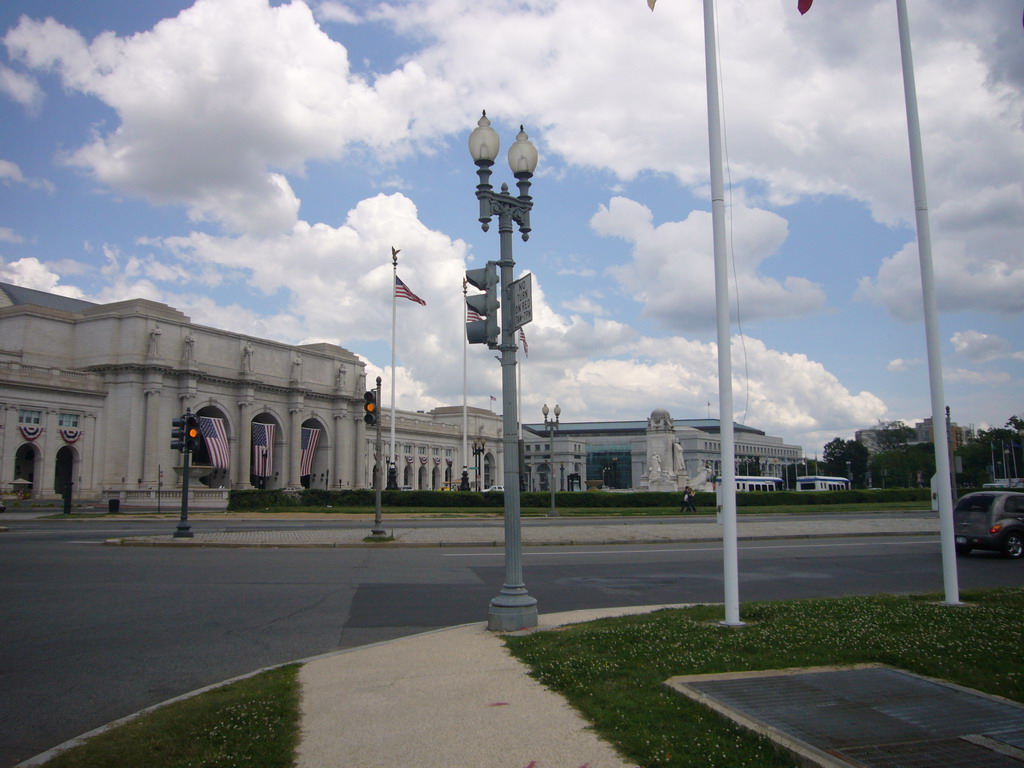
[228, 486, 931, 511]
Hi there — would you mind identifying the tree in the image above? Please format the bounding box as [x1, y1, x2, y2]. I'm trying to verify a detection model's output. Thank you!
[872, 420, 915, 453]
[822, 438, 869, 487]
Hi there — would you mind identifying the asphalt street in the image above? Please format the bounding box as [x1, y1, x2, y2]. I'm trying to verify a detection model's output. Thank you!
[2, 512, 1022, 767]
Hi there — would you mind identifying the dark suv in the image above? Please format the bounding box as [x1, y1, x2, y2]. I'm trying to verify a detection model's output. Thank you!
[954, 491, 1024, 558]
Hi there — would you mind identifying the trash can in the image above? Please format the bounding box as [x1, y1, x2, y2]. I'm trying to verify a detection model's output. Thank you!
[108, 498, 120, 513]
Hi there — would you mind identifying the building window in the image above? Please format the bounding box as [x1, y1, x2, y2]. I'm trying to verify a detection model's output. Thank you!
[418, 446, 426, 455]
[19, 409, 41, 425]
[58, 413, 79, 428]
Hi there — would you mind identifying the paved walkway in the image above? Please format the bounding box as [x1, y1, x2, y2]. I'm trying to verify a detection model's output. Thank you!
[105, 512, 938, 548]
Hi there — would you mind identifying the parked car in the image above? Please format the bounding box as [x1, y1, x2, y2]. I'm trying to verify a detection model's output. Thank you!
[483, 485, 504, 493]
[954, 491, 1024, 558]
[399, 485, 413, 491]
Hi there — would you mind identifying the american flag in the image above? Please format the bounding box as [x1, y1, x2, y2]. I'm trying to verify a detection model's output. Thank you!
[252, 422, 275, 477]
[467, 307, 483, 322]
[199, 416, 230, 468]
[300, 427, 321, 477]
[395, 275, 426, 305]
[519, 328, 528, 356]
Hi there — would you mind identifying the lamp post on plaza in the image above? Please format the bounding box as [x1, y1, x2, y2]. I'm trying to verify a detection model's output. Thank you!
[472, 439, 485, 491]
[542, 403, 560, 517]
[469, 111, 539, 631]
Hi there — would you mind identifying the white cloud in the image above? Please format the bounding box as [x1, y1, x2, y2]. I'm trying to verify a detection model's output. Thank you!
[3, 0, 460, 234]
[950, 330, 1012, 362]
[595, 197, 826, 331]
[0, 63, 42, 111]
[0, 227, 24, 244]
[0, 257, 85, 298]
[944, 368, 1012, 386]
[561, 294, 606, 316]
[314, 2, 361, 25]
[887, 358, 922, 372]
[0, 158, 53, 193]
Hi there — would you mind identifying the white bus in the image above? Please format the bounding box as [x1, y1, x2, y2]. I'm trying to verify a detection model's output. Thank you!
[733, 475, 784, 492]
[796, 475, 850, 491]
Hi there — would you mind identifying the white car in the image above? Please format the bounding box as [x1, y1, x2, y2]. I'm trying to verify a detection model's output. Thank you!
[483, 485, 504, 492]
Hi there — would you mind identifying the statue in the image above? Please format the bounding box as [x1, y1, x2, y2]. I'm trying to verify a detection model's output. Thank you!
[147, 324, 162, 357]
[672, 440, 684, 473]
[241, 341, 253, 372]
[649, 453, 662, 477]
[182, 332, 195, 363]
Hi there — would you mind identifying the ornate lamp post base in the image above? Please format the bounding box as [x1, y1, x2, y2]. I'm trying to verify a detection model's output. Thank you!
[487, 593, 538, 632]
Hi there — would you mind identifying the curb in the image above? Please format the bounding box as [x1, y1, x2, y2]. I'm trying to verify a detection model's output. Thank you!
[103, 529, 936, 549]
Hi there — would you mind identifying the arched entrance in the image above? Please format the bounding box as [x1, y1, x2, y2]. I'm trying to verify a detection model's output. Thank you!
[299, 419, 326, 489]
[250, 416, 282, 490]
[192, 408, 231, 489]
[13, 444, 37, 497]
[483, 452, 495, 489]
[54, 446, 76, 498]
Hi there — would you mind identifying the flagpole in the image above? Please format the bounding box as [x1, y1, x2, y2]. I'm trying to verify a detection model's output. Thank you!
[390, 248, 399, 480]
[896, 0, 959, 605]
[703, 0, 741, 626]
[462, 278, 470, 489]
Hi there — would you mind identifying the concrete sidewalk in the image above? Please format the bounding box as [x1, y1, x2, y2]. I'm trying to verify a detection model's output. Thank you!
[105, 512, 939, 548]
[296, 606, 670, 768]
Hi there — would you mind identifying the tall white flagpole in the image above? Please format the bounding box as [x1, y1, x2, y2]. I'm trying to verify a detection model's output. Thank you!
[462, 278, 469, 487]
[703, 0, 741, 626]
[390, 248, 399, 477]
[895, 0, 959, 605]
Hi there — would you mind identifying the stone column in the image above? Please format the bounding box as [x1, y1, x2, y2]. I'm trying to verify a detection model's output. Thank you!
[142, 386, 162, 486]
[2, 405, 19, 486]
[333, 408, 350, 488]
[287, 406, 302, 488]
[354, 416, 366, 489]
[37, 408, 57, 497]
[235, 399, 253, 489]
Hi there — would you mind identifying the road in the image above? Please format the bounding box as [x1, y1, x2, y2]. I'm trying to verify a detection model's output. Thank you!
[1, 514, 1022, 767]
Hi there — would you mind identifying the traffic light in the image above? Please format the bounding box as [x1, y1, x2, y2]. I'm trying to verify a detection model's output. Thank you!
[171, 415, 186, 452]
[184, 414, 201, 452]
[466, 261, 499, 348]
[363, 390, 378, 425]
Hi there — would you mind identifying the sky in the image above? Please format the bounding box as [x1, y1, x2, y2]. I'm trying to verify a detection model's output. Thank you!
[1, 0, 1022, 456]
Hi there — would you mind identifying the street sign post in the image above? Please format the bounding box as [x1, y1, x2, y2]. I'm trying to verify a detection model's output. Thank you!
[511, 273, 532, 330]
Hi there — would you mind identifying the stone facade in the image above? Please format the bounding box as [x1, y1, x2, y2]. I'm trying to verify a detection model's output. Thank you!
[0, 283, 503, 503]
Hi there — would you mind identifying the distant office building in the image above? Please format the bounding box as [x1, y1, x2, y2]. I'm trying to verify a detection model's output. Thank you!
[521, 413, 801, 492]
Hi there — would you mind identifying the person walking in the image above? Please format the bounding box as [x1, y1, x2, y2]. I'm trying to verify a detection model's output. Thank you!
[682, 486, 697, 514]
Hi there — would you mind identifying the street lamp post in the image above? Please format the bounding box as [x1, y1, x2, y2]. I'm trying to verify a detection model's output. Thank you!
[473, 439, 484, 491]
[469, 111, 539, 631]
[543, 403, 560, 517]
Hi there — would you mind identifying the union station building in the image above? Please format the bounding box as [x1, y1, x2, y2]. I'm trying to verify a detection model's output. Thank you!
[0, 282, 505, 505]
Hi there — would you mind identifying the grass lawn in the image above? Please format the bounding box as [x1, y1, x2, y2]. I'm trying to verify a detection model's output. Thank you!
[31, 588, 1021, 767]
[39, 665, 300, 768]
[505, 587, 1024, 768]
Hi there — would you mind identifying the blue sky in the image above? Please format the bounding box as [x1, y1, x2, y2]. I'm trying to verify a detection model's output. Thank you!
[1, 0, 1022, 455]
